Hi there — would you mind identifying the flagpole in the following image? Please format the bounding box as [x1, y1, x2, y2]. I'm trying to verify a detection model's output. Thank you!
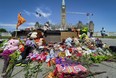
[15, 26, 18, 38]
[15, 12, 26, 38]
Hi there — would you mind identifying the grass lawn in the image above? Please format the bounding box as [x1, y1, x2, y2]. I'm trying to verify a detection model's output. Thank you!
[0, 36, 12, 39]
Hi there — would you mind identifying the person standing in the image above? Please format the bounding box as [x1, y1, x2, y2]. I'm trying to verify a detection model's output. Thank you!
[89, 30, 93, 38]
[100, 27, 105, 38]
[89, 21, 94, 38]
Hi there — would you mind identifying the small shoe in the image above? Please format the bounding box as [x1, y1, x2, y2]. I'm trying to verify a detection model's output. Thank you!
[21, 64, 26, 67]
[16, 63, 22, 66]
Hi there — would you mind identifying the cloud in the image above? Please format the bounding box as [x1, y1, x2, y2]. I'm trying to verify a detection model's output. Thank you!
[0, 23, 16, 27]
[23, 10, 31, 16]
[35, 7, 52, 18]
[0, 23, 35, 31]
[0, 23, 27, 29]
[23, 7, 52, 20]
[18, 26, 29, 29]
[0, 22, 35, 27]
[0, 23, 19, 31]
[26, 22, 35, 25]
[48, 19, 55, 25]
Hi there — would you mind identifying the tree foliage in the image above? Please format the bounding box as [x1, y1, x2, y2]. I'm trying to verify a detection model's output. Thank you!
[0, 28, 7, 32]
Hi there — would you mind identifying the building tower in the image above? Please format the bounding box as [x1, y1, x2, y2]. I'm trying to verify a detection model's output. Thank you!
[89, 21, 94, 32]
[61, 0, 66, 29]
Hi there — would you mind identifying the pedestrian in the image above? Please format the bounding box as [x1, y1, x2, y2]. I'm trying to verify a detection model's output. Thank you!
[89, 30, 93, 38]
[100, 27, 105, 38]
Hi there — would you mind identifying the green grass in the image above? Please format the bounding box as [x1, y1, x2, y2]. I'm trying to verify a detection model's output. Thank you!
[0, 36, 12, 39]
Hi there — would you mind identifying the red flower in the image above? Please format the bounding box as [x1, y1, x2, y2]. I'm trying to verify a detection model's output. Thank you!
[77, 52, 82, 57]
[93, 53, 97, 56]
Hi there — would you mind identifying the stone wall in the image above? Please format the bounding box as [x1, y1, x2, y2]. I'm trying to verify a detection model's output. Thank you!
[45, 35, 61, 43]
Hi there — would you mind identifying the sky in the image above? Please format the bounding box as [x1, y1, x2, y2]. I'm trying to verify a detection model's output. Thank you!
[0, 0, 116, 32]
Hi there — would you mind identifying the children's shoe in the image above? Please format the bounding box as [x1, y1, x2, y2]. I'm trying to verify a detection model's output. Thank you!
[21, 64, 27, 67]
[16, 63, 22, 66]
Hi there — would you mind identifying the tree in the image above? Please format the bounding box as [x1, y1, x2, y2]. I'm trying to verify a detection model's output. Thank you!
[0, 28, 7, 32]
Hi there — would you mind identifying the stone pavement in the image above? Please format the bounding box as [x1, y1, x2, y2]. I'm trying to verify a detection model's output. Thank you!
[100, 38, 116, 46]
[89, 61, 116, 78]
[0, 59, 53, 78]
[0, 59, 116, 78]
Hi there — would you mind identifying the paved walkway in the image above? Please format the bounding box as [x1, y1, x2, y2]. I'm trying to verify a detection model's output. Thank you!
[89, 61, 116, 78]
[100, 38, 116, 46]
[0, 59, 116, 78]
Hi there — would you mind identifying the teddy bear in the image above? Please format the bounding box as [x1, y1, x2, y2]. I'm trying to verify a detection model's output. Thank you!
[21, 30, 45, 60]
[21, 32, 37, 60]
[65, 37, 73, 47]
[27, 30, 46, 47]
[73, 37, 79, 46]
[2, 38, 19, 59]
[3, 39, 19, 51]
[65, 46, 72, 57]
[1, 38, 19, 74]
[33, 30, 46, 47]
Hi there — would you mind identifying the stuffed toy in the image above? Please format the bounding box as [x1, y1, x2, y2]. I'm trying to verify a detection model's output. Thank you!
[49, 48, 55, 58]
[21, 44, 34, 60]
[21, 32, 37, 60]
[2, 38, 19, 59]
[3, 39, 19, 51]
[95, 38, 103, 48]
[102, 43, 109, 49]
[19, 43, 24, 52]
[45, 48, 55, 67]
[36, 30, 44, 38]
[30, 32, 38, 39]
[28, 31, 46, 47]
[77, 44, 83, 53]
[73, 37, 79, 46]
[36, 38, 45, 47]
[65, 37, 73, 46]
[87, 42, 96, 50]
[1, 38, 19, 74]
[25, 39, 36, 48]
[59, 46, 64, 52]
[45, 48, 55, 66]
[65, 49, 72, 57]
[18, 38, 25, 52]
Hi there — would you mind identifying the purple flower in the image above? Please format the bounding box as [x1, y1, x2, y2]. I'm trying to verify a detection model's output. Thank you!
[1, 50, 13, 59]
[56, 58, 62, 64]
